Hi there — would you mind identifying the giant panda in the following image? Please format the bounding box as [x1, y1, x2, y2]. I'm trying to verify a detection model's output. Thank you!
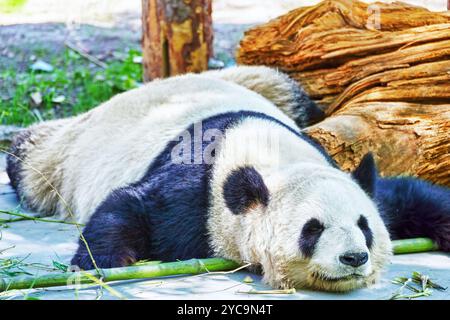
[6, 66, 450, 292]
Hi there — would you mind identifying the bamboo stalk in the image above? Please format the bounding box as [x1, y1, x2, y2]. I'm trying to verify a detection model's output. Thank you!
[0, 258, 240, 292]
[392, 238, 439, 254]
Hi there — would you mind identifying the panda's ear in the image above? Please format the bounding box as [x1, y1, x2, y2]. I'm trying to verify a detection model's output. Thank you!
[352, 153, 378, 198]
[223, 166, 269, 215]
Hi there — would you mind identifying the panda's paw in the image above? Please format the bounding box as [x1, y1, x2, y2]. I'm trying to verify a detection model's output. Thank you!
[71, 250, 137, 271]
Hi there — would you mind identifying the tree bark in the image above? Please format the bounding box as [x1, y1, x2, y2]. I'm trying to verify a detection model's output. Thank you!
[142, 0, 213, 81]
[304, 102, 450, 185]
[237, 0, 450, 186]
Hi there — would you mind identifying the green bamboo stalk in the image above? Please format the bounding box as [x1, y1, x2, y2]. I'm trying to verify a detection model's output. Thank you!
[392, 238, 438, 254]
[0, 258, 240, 292]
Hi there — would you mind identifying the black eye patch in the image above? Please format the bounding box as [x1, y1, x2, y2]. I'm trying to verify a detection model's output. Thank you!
[357, 215, 373, 249]
[299, 218, 325, 258]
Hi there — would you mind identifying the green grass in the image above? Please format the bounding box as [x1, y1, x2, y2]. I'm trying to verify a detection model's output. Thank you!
[0, 48, 143, 126]
[0, 0, 27, 13]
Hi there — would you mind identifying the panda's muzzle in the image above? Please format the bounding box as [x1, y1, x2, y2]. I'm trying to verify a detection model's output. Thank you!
[339, 251, 369, 268]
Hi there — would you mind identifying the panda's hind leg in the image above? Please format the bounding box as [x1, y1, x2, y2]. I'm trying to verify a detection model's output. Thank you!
[375, 176, 450, 252]
[71, 187, 152, 270]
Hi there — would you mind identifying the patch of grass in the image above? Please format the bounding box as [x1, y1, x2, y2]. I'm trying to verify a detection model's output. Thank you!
[0, 48, 142, 126]
[0, 0, 27, 13]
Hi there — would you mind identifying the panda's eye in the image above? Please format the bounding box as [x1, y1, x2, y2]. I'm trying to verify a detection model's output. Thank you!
[357, 215, 373, 249]
[299, 218, 325, 258]
[303, 218, 324, 235]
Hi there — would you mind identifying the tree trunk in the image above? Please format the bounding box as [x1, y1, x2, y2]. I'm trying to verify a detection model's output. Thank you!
[141, 0, 213, 81]
[237, 0, 450, 186]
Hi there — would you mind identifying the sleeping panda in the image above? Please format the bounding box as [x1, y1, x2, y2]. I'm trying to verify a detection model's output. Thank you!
[6, 66, 450, 292]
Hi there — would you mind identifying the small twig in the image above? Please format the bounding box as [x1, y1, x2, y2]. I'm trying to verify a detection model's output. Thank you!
[390, 289, 432, 300]
[0, 246, 15, 255]
[64, 41, 107, 69]
[236, 288, 296, 295]
[0, 210, 84, 227]
[81, 272, 126, 300]
[200, 261, 252, 276]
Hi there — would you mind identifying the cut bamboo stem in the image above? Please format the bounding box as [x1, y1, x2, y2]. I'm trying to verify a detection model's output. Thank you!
[392, 238, 439, 254]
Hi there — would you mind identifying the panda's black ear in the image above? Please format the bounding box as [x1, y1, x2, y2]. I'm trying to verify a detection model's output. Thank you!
[223, 166, 269, 215]
[352, 153, 378, 198]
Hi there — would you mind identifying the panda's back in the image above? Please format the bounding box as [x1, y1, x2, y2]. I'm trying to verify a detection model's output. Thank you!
[9, 73, 298, 223]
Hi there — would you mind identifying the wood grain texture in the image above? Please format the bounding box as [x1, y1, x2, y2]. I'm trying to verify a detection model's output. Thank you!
[237, 0, 450, 186]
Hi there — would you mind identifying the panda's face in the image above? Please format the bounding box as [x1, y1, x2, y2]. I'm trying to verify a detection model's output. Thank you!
[218, 163, 392, 292]
[279, 173, 391, 291]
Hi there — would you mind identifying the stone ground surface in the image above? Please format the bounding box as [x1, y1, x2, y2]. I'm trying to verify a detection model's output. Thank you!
[0, 154, 449, 300]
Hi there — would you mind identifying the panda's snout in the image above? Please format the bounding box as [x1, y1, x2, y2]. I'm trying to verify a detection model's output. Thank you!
[339, 251, 368, 268]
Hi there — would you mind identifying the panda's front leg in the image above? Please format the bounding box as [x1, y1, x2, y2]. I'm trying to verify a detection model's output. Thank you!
[71, 188, 152, 270]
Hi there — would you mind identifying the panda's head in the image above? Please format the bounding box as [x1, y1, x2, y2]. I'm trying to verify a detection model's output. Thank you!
[212, 154, 392, 292]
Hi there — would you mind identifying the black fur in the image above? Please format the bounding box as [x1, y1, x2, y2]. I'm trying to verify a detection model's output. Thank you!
[357, 215, 373, 249]
[352, 153, 376, 197]
[71, 188, 152, 270]
[223, 166, 269, 215]
[353, 153, 450, 252]
[6, 128, 32, 191]
[72, 111, 323, 269]
[283, 74, 325, 127]
[299, 218, 325, 258]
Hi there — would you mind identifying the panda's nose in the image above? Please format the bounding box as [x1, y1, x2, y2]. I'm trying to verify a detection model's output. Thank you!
[339, 252, 368, 267]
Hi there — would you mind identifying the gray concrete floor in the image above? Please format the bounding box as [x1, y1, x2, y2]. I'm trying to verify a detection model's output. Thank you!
[0, 154, 449, 300]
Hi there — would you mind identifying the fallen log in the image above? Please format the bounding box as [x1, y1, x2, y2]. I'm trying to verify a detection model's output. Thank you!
[237, 0, 450, 186]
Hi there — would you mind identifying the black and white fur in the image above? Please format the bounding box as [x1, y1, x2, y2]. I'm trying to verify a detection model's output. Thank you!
[6, 66, 450, 292]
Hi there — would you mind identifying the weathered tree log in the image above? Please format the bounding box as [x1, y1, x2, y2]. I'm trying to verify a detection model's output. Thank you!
[237, 0, 450, 186]
[142, 0, 213, 81]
